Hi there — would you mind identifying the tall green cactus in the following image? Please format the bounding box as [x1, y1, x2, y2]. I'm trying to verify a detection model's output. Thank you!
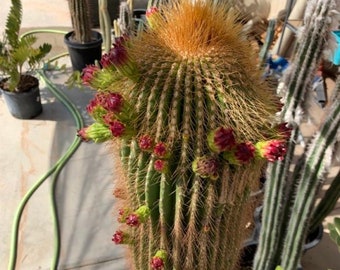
[254, 0, 340, 269]
[78, 1, 287, 269]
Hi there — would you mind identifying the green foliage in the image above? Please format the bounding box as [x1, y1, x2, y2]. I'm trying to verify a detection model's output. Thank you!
[0, 0, 51, 92]
[328, 217, 340, 252]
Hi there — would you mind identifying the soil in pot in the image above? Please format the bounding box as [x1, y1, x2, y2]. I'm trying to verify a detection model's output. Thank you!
[64, 30, 103, 71]
[0, 76, 43, 119]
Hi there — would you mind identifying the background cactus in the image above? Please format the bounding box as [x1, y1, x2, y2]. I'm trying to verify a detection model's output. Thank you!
[79, 1, 287, 269]
[253, 0, 340, 269]
[68, 0, 92, 43]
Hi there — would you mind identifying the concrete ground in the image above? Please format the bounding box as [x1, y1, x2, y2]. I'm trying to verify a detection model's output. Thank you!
[0, 1, 339, 270]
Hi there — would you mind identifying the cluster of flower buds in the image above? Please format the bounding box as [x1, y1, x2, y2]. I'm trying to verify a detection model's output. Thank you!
[137, 136, 169, 173]
[150, 250, 167, 270]
[77, 91, 136, 143]
[206, 126, 287, 166]
[100, 36, 139, 81]
[81, 36, 139, 91]
[86, 92, 124, 122]
[117, 205, 150, 228]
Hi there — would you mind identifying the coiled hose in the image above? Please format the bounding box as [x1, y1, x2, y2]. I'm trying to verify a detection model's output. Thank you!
[8, 29, 84, 270]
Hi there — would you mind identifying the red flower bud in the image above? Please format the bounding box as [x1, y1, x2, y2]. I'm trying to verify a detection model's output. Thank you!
[234, 142, 255, 164]
[126, 213, 140, 227]
[82, 65, 100, 85]
[104, 93, 124, 112]
[256, 140, 287, 162]
[154, 159, 167, 172]
[112, 230, 124, 244]
[154, 142, 168, 158]
[151, 257, 164, 270]
[109, 120, 125, 137]
[208, 127, 236, 153]
[77, 127, 90, 142]
[138, 135, 154, 150]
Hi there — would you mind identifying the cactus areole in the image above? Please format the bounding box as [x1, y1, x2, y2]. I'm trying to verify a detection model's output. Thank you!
[80, 1, 285, 269]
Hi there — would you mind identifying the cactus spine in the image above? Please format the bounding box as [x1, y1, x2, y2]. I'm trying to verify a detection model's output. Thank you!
[80, 1, 286, 269]
[254, 1, 340, 270]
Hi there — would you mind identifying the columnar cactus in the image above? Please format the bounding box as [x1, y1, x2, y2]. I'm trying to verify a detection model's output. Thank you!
[99, 0, 112, 53]
[79, 1, 287, 269]
[254, 0, 340, 270]
[68, 0, 92, 43]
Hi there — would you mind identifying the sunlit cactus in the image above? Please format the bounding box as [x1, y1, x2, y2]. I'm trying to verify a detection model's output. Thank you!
[79, 1, 286, 269]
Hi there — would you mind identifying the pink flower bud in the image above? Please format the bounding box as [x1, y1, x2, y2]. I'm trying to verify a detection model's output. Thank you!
[154, 142, 168, 158]
[154, 159, 167, 172]
[151, 256, 164, 270]
[82, 65, 100, 85]
[112, 230, 124, 244]
[86, 98, 99, 114]
[77, 127, 90, 142]
[104, 93, 124, 112]
[138, 135, 154, 150]
[256, 140, 287, 162]
[150, 250, 167, 270]
[208, 127, 236, 153]
[126, 213, 140, 227]
[109, 120, 125, 137]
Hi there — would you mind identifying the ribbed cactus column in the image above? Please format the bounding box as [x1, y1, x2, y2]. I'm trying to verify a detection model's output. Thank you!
[68, 0, 92, 43]
[78, 1, 286, 269]
[253, 1, 340, 270]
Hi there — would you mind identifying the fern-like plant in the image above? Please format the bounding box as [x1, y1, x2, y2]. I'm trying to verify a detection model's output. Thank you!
[0, 0, 51, 92]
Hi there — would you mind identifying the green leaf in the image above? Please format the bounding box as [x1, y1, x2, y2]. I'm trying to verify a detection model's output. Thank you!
[275, 266, 284, 270]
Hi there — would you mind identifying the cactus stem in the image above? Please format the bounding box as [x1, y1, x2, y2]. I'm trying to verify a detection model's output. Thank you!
[173, 60, 194, 269]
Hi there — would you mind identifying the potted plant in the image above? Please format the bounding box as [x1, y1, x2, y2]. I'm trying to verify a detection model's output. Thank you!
[64, 0, 103, 71]
[253, 0, 340, 269]
[0, 0, 51, 119]
[76, 1, 291, 269]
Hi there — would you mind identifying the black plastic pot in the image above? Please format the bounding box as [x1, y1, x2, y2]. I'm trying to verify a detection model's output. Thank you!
[240, 206, 324, 269]
[64, 30, 103, 71]
[0, 84, 42, 119]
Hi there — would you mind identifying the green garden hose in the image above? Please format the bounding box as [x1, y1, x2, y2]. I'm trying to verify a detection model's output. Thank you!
[8, 29, 85, 270]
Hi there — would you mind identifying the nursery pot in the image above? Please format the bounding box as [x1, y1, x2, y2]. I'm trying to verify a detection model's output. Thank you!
[0, 84, 42, 119]
[64, 30, 103, 71]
